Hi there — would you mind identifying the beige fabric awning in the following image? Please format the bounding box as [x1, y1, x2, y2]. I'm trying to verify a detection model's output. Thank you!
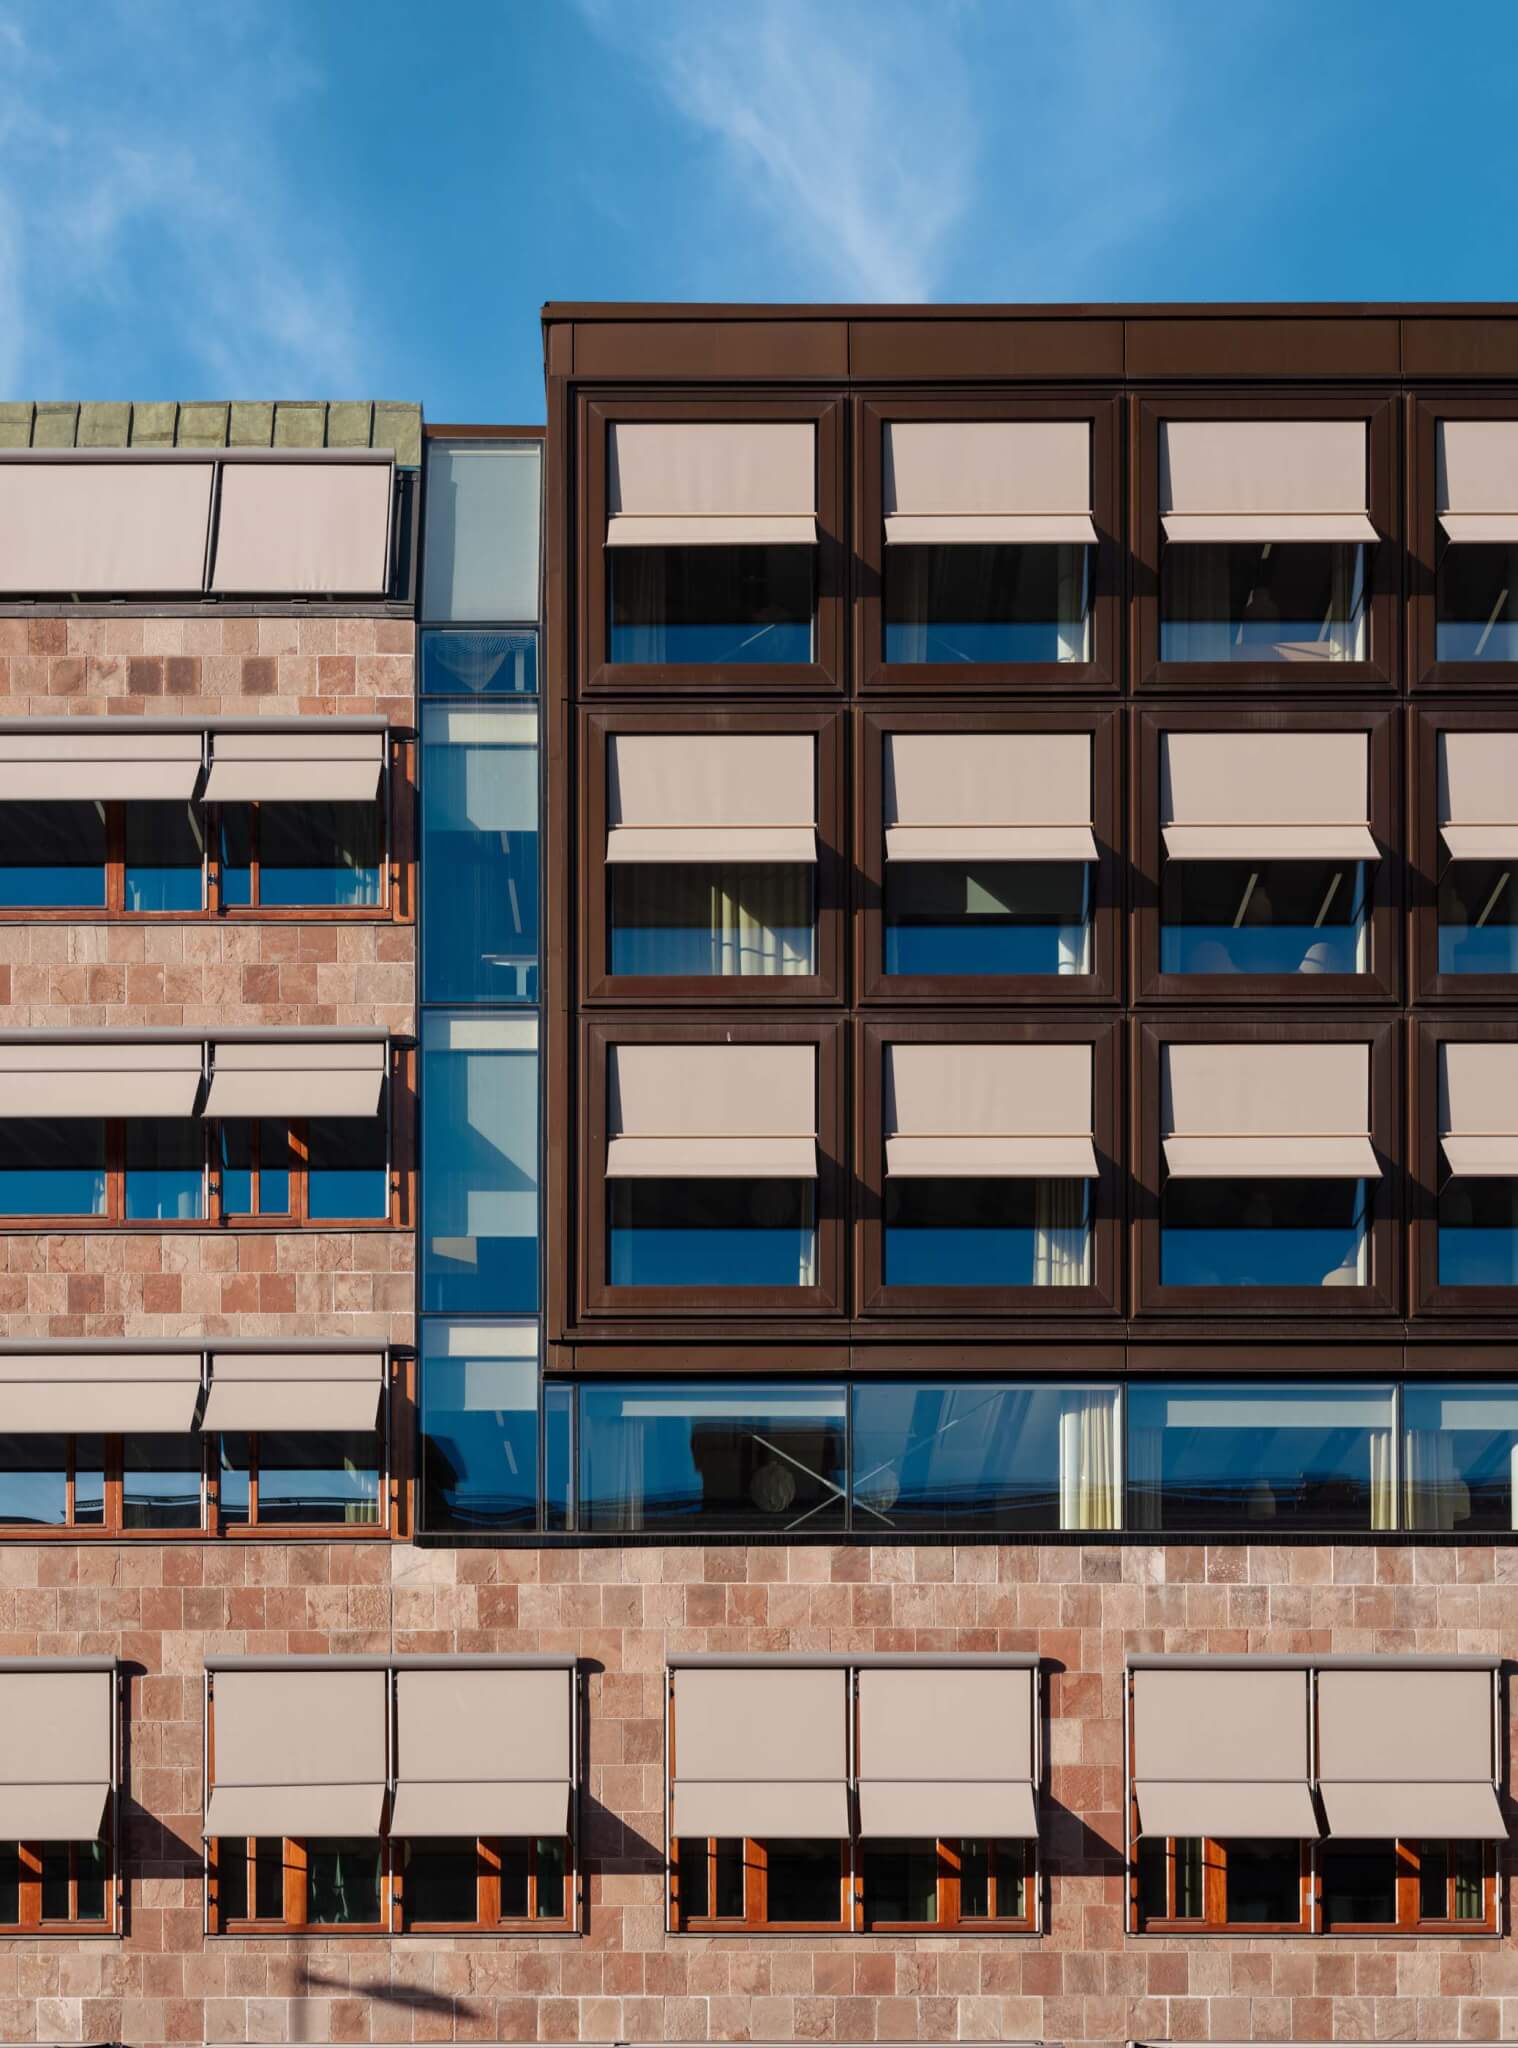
[202, 1352, 384, 1433]
[856, 1666, 1037, 1839]
[882, 420, 1096, 545]
[205, 1666, 388, 1839]
[606, 421, 817, 547]
[606, 732, 816, 865]
[885, 1041, 1097, 1180]
[203, 1040, 386, 1119]
[1318, 1667, 1504, 1840]
[391, 1666, 572, 1838]
[0, 730, 204, 803]
[1438, 732, 1518, 859]
[1161, 730, 1377, 861]
[0, 1042, 203, 1119]
[1437, 420, 1518, 541]
[1161, 1041, 1379, 1180]
[1159, 418, 1376, 543]
[883, 731, 1096, 864]
[0, 1668, 114, 1842]
[606, 1042, 817, 1180]
[0, 459, 214, 594]
[671, 1665, 849, 1839]
[1131, 1665, 1318, 1839]
[1440, 1043, 1518, 1176]
[210, 459, 393, 595]
[203, 731, 385, 804]
[0, 1353, 201, 1434]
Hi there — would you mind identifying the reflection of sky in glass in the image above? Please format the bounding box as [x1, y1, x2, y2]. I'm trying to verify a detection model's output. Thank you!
[1161, 1178, 1367, 1286]
[1403, 1384, 1518, 1531]
[421, 1015, 538, 1313]
[420, 1328, 538, 1533]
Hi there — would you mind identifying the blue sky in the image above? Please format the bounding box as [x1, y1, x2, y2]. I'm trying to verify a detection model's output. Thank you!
[3, 0, 1517, 424]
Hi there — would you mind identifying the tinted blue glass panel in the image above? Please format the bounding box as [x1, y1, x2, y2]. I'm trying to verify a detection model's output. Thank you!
[0, 1122, 107, 1216]
[609, 1180, 814, 1288]
[543, 1380, 572, 1531]
[306, 1118, 387, 1220]
[0, 801, 106, 907]
[884, 863, 1089, 977]
[420, 1014, 538, 1313]
[124, 1120, 203, 1220]
[578, 1381, 846, 1532]
[884, 545, 1090, 664]
[884, 1180, 1089, 1287]
[1439, 1177, 1518, 1285]
[419, 1326, 537, 1532]
[1161, 860, 1368, 974]
[219, 807, 252, 907]
[609, 864, 814, 977]
[1160, 544, 1366, 662]
[422, 629, 537, 695]
[0, 1435, 67, 1524]
[1437, 545, 1518, 660]
[1160, 1177, 1367, 1287]
[218, 1121, 291, 1217]
[122, 1435, 201, 1529]
[1403, 1383, 1518, 1532]
[421, 703, 538, 1003]
[219, 1431, 380, 1525]
[422, 440, 540, 623]
[257, 803, 382, 907]
[123, 804, 202, 911]
[609, 548, 813, 664]
[1439, 861, 1518, 973]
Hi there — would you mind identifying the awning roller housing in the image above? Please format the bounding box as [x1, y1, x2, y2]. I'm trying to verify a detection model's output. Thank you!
[883, 730, 1096, 864]
[1161, 730, 1376, 862]
[1159, 418, 1375, 543]
[885, 1041, 1097, 1179]
[606, 731, 816, 866]
[1161, 1041, 1379, 1180]
[607, 421, 817, 548]
[606, 1042, 817, 1181]
[1439, 1042, 1518, 1178]
[882, 419, 1096, 546]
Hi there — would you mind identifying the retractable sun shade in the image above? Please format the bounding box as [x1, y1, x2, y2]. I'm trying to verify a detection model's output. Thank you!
[0, 1666, 116, 1842]
[885, 1041, 1097, 1180]
[0, 1042, 203, 1119]
[391, 1666, 573, 1838]
[1438, 731, 1518, 860]
[202, 1352, 385, 1434]
[1161, 731, 1377, 862]
[202, 730, 386, 805]
[1439, 1043, 1518, 1177]
[0, 457, 214, 594]
[203, 1040, 387, 1120]
[1131, 1664, 1318, 1839]
[1159, 418, 1376, 544]
[670, 1665, 849, 1838]
[0, 1353, 201, 1434]
[606, 732, 816, 865]
[882, 420, 1096, 546]
[605, 1042, 817, 1180]
[205, 1666, 389, 1838]
[606, 421, 817, 547]
[210, 457, 393, 595]
[1437, 419, 1518, 542]
[0, 728, 204, 803]
[856, 1666, 1037, 1839]
[1161, 1041, 1379, 1180]
[883, 731, 1096, 864]
[1317, 1666, 1504, 1839]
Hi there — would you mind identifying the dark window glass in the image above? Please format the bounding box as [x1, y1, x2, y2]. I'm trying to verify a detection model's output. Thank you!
[609, 546, 814, 665]
[74, 1840, 106, 1922]
[609, 1179, 815, 1288]
[534, 1836, 565, 1919]
[543, 1381, 572, 1533]
[0, 1845, 17, 1923]
[123, 802, 202, 912]
[256, 802, 383, 909]
[218, 1121, 291, 1217]
[1160, 1175, 1368, 1287]
[0, 800, 106, 907]
[218, 806, 253, 908]
[420, 1014, 538, 1314]
[40, 1844, 70, 1921]
[762, 1840, 839, 1923]
[419, 1331, 537, 1534]
[714, 1839, 744, 1918]
[498, 1842, 528, 1918]
[404, 1839, 478, 1923]
[1437, 859, 1518, 974]
[1454, 1840, 1484, 1919]
[420, 704, 538, 1004]
[422, 628, 538, 696]
[1404, 1383, 1518, 1533]
[254, 1837, 284, 1919]
[1161, 859, 1369, 975]
[0, 1120, 106, 1217]
[123, 1435, 202, 1529]
[884, 1178, 1090, 1288]
[1439, 1175, 1518, 1286]
[579, 1382, 846, 1534]
[862, 1839, 937, 1923]
[218, 1431, 380, 1527]
[124, 1119, 203, 1221]
[218, 1840, 248, 1921]
[1437, 543, 1518, 661]
[306, 1117, 387, 1220]
[74, 1435, 104, 1525]
[1176, 1837, 1203, 1917]
[0, 1435, 68, 1526]
[1224, 1840, 1299, 1922]
[678, 1838, 709, 1918]
[1419, 1840, 1449, 1920]
[1160, 543, 1367, 662]
[610, 864, 814, 978]
[1137, 1838, 1169, 1920]
[885, 543, 1091, 663]
[885, 861, 1089, 977]
[959, 1839, 990, 1918]
[306, 1838, 381, 1924]
[1322, 1840, 1396, 1924]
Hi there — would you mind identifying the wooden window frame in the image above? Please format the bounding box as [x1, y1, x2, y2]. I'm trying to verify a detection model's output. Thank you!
[859, 1835, 1034, 1934]
[208, 1419, 390, 1541]
[857, 704, 1121, 1006]
[1411, 705, 1518, 1004]
[578, 1016, 846, 1321]
[1409, 393, 1518, 691]
[1133, 703, 1400, 1006]
[0, 1836, 117, 1934]
[1320, 1836, 1499, 1935]
[0, 1433, 206, 1540]
[576, 393, 846, 695]
[208, 1831, 575, 1936]
[670, 1835, 851, 1933]
[579, 704, 845, 1005]
[1133, 1834, 1312, 1935]
[854, 391, 1122, 695]
[1412, 1016, 1518, 1318]
[1132, 391, 1400, 693]
[397, 1835, 574, 1934]
[1134, 1013, 1401, 1321]
[857, 1014, 1123, 1319]
[208, 1833, 389, 1936]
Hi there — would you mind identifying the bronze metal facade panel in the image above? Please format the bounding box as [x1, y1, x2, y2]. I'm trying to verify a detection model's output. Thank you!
[569, 319, 849, 379]
[1127, 316, 1402, 379]
[848, 317, 1123, 379]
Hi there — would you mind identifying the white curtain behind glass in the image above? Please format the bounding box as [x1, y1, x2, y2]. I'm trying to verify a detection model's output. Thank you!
[1033, 1181, 1090, 1286]
[1058, 1389, 1119, 1530]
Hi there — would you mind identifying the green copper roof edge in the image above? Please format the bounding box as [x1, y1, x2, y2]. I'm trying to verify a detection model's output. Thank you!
[4, 401, 424, 466]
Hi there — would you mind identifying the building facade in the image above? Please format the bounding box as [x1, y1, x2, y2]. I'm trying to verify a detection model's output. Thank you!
[3, 305, 1518, 2048]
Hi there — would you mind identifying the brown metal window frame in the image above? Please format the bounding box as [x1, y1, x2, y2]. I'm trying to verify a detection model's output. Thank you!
[578, 1015, 846, 1320]
[1412, 1016, 1518, 1319]
[1133, 1834, 1312, 1935]
[856, 1014, 1123, 1319]
[1133, 1013, 1400, 1320]
[1319, 1836, 1499, 1935]
[1133, 703, 1400, 1006]
[576, 393, 846, 694]
[857, 704, 1122, 1006]
[0, 1836, 117, 1934]
[1409, 392, 1518, 692]
[1132, 391, 1400, 693]
[1411, 705, 1518, 1004]
[578, 704, 845, 1005]
[854, 391, 1122, 695]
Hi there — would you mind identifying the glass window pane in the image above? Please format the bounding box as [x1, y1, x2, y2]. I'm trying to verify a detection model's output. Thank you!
[218, 1432, 251, 1525]
[1175, 1837, 1203, 1917]
[578, 1381, 846, 1534]
[404, 1838, 477, 1924]
[609, 546, 814, 665]
[123, 1434, 201, 1529]
[1454, 1841, 1484, 1919]
[1419, 1840, 1449, 1920]
[1439, 859, 1518, 974]
[219, 806, 253, 907]
[609, 1179, 815, 1288]
[762, 1840, 840, 1923]
[306, 1117, 388, 1221]
[218, 1839, 248, 1921]
[1437, 542, 1518, 661]
[74, 1839, 106, 1922]
[534, 1837, 565, 1919]
[422, 628, 537, 697]
[422, 440, 541, 624]
[255, 802, 382, 908]
[498, 1841, 529, 1918]
[124, 1119, 204, 1220]
[252, 1431, 380, 1526]
[421, 703, 538, 1003]
[219, 1120, 254, 1214]
[419, 1323, 538, 1534]
[1160, 542, 1367, 661]
[1223, 1840, 1299, 1923]
[40, 1844, 69, 1921]
[885, 861, 1089, 977]
[1439, 1176, 1518, 1286]
[0, 800, 106, 907]
[714, 1840, 744, 1918]
[1160, 1176, 1368, 1287]
[1137, 1837, 1169, 1920]
[1403, 1383, 1518, 1533]
[610, 864, 814, 978]
[253, 1837, 284, 1919]
[862, 1839, 938, 1923]
[74, 1435, 104, 1526]
[0, 1120, 106, 1217]
[305, 1838, 381, 1924]
[0, 1435, 68, 1526]
[1127, 1381, 1395, 1533]
[884, 1178, 1090, 1287]
[543, 1380, 572, 1533]
[259, 1120, 291, 1216]
[885, 543, 1091, 663]
[0, 1846, 17, 1924]
[421, 1012, 538, 1313]
[1161, 859, 1369, 975]
[959, 1840, 989, 1918]
[677, 1837, 709, 1918]
[1322, 1840, 1396, 1924]
[123, 802, 203, 912]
